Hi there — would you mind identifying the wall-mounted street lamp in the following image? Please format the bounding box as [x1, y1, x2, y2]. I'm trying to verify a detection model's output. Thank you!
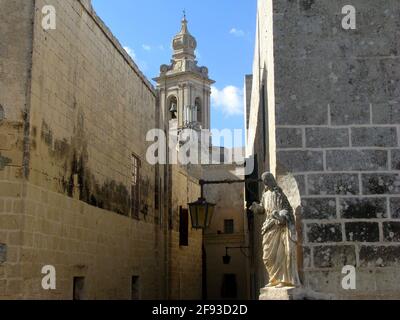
[188, 178, 262, 230]
[223, 246, 250, 265]
[189, 178, 261, 300]
[188, 197, 216, 230]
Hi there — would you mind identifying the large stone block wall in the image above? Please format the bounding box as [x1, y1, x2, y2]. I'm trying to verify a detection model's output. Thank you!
[169, 166, 202, 300]
[29, 0, 156, 218]
[0, 0, 35, 298]
[0, 175, 201, 299]
[248, 0, 400, 298]
[246, 0, 278, 294]
[1, 0, 203, 299]
[15, 183, 163, 299]
[203, 164, 249, 300]
[272, 0, 400, 298]
[0, 0, 34, 122]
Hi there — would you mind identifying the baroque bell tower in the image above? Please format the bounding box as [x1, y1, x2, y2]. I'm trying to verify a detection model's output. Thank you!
[154, 14, 214, 132]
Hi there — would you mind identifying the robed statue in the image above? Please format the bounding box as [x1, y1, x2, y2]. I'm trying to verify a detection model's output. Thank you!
[250, 173, 300, 288]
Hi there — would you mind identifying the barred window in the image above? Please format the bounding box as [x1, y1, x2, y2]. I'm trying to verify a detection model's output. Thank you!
[131, 154, 141, 219]
[224, 219, 234, 234]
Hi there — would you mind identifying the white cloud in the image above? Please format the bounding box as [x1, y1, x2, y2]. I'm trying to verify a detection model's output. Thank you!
[230, 28, 245, 37]
[123, 46, 136, 59]
[142, 44, 151, 51]
[211, 85, 243, 116]
[123, 46, 147, 71]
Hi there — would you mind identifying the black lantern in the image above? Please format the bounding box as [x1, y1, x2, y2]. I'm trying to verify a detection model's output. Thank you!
[188, 197, 215, 229]
[223, 254, 231, 265]
[188, 178, 261, 230]
[223, 247, 249, 265]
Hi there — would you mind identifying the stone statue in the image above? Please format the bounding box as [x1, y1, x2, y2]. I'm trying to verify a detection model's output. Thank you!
[250, 172, 300, 288]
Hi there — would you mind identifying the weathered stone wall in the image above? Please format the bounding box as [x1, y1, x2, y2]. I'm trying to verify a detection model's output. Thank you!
[203, 164, 249, 300]
[169, 166, 202, 300]
[245, 0, 276, 294]
[1, 0, 202, 299]
[0, 0, 35, 297]
[18, 183, 164, 299]
[244, 75, 253, 143]
[0, 0, 34, 122]
[29, 0, 156, 217]
[248, 0, 400, 298]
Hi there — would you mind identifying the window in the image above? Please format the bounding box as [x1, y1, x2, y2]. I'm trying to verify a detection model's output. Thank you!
[73, 277, 85, 301]
[224, 219, 234, 234]
[179, 207, 189, 246]
[195, 98, 201, 124]
[131, 276, 140, 300]
[221, 274, 238, 299]
[131, 154, 141, 219]
[169, 96, 178, 120]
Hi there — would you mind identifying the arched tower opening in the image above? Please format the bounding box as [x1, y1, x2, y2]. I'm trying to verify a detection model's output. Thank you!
[168, 96, 178, 120]
[153, 14, 214, 131]
[195, 97, 202, 126]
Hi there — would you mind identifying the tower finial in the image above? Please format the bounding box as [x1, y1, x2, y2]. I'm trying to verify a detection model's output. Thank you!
[182, 9, 187, 22]
[180, 9, 189, 34]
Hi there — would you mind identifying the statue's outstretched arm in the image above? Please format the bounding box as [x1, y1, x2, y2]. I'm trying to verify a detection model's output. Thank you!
[249, 202, 265, 215]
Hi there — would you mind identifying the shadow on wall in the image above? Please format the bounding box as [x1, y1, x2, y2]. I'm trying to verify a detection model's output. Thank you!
[276, 164, 304, 284]
[0, 105, 4, 121]
[34, 109, 150, 217]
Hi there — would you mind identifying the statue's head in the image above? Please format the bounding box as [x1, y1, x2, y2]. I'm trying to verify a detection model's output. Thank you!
[261, 172, 278, 190]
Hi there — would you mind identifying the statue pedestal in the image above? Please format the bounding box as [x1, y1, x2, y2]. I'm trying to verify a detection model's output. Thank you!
[259, 286, 334, 300]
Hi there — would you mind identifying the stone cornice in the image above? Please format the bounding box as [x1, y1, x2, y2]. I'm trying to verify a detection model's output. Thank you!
[154, 71, 215, 86]
[77, 0, 156, 97]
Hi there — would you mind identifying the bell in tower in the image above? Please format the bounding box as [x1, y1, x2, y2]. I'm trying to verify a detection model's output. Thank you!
[154, 13, 215, 132]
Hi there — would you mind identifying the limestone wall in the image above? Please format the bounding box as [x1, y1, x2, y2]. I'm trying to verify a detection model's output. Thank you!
[29, 0, 156, 217]
[169, 166, 202, 300]
[0, 0, 202, 299]
[248, 0, 400, 299]
[203, 164, 249, 300]
[0, 0, 35, 297]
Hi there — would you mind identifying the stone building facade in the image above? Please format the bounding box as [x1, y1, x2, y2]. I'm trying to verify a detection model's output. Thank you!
[153, 16, 250, 300]
[203, 164, 250, 300]
[0, 0, 202, 299]
[246, 0, 400, 299]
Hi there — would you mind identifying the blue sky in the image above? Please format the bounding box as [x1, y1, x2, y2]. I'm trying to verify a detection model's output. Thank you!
[92, 0, 257, 147]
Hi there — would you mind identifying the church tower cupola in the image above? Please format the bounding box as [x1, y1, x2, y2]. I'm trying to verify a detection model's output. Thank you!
[154, 13, 215, 131]
[172, 15, 197, 61]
